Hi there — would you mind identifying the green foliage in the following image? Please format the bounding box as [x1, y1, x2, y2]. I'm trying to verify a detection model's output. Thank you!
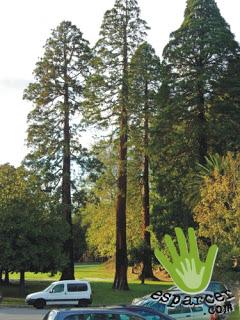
[23, 20, 92, 194]
[84, 0, 149, 128]
[129, 42, 161, 124]
[0, 164, 68, 273]
[194, 152, 240, 249]
[128, 240, 153, 266]
[186, 153, 228, 208]
[72, 213, 88, 262]
[151, 0, 240, 236]
[83, 0, 149, 289]
[128, 41, 161, 185]
[82, 142, 142, 257]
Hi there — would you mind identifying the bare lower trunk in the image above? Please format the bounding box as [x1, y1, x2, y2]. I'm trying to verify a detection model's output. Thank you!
[4, 270, 9, 285]
[113, 19, 129, 291]
[19, 270, 25, 295]
[113, 106, 129, 291]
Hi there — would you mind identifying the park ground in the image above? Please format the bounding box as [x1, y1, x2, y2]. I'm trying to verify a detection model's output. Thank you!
[0, 263, 239, 319]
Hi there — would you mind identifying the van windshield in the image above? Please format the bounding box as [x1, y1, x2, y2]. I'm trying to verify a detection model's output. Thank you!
[44, 284, 54, 292]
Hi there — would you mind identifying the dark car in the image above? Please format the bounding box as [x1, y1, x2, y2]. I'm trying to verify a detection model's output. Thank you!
[109, 305, 174, 320]
[42, 308, 148, 320]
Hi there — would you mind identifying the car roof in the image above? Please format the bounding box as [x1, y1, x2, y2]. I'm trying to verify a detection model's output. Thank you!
[51, 280, 90, 285]
[108, 305, 174, 320]
[167, 289, 214, 295]
[169, 281, 224, 289]
[51, 308, 146, 315]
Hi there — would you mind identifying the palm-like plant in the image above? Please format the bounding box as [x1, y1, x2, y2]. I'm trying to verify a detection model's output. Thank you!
[186, 154, 227, 208]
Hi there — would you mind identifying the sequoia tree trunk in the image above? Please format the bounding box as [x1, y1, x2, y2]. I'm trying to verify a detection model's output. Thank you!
[113, 21, 129, 291]
[4, 270, 9, 285]
[140, 82, 154, 280]
[19, 270, 25, 295]
[197, 68, 208, 165]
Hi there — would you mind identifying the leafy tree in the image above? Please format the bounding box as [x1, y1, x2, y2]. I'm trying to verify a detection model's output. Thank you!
[194, 152, 240, 247]
[193, 153, 240, 269]
[82, 141, 142, 258]
[0, 164, 67, 293]
[128, 42, 161, 278]
[151, 0, 240, 231]
[23, 21, 92, 279]
[72, 213, 88, 262]
[84, 0, 148, 289]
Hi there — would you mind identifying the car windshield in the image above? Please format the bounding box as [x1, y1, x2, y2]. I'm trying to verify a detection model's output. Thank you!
[131, 310, 163, 320]
[138, 300, 165, 313]
[207, 282, 226, 293]
[64, 313, 144, 320]
[42, 310, 58, 320]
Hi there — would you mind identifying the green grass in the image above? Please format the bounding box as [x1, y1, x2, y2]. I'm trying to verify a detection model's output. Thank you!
[8, 263, 127, 282]
[0, 263, 171, 306]
[228, 304, 240, 320]
[0, 262, 238, 320]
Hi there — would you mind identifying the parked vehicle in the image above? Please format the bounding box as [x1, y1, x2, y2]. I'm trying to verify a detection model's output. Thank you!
[42, 308, 147, 320]
[109, 305, 174, 320]
[132, 295, 214, 319]
[167, 281, 229, 294]
[26, 280, 92, 309]
[167, 281, 235, 319]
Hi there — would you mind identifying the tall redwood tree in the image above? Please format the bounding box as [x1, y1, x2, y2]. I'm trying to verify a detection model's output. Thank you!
[24, 21, 92, 279]
[84, 0, 148, 289]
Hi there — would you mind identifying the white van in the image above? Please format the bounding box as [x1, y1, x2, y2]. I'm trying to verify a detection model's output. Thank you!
[25, 280, 92, 309]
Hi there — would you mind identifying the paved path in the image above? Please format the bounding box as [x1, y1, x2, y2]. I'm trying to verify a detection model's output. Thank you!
[0, 307, 47, 320]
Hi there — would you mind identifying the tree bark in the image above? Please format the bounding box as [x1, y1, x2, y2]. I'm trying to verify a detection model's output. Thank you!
[4, 270, 9, 285]
[197, 88, 208, 165]
[196, 58, 208, 165]
[113, 19, 129, 291]
[19, 271, 25, 295]
[60, 44, 75, 280]
[140, 82, 154, 279]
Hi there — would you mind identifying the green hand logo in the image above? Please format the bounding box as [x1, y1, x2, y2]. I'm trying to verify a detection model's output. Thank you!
[154, 227, 218, 294]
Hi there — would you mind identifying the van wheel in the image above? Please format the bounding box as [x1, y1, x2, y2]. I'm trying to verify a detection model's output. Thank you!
[78, 299, 88, 307]
[34, 299, 46, 309]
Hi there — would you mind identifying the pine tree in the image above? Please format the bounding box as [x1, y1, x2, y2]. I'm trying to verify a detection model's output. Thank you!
[23, 21, 92, 280]
[129, 42, 161, 279]
[84, 0, 148, 290]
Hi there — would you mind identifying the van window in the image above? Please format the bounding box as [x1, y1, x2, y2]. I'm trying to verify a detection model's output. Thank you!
[67, 283, 88, 292]
[52, 284, 64, 293]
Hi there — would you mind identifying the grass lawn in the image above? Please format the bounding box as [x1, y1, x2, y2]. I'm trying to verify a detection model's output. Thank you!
[0, 263, 238, 320]
[228, 305, 239, 319]
[0, 263, 172, 306]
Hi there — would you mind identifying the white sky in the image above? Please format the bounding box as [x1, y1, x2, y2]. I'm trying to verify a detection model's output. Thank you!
[0, 0, 239, 166]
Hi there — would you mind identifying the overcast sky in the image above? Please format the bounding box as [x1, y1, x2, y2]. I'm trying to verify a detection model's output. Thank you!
[0, 0, 239, 166]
